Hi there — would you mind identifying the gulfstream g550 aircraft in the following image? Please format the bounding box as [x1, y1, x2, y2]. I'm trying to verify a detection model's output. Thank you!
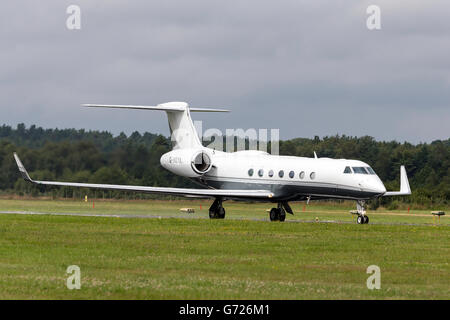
[14, 101, 411, 224]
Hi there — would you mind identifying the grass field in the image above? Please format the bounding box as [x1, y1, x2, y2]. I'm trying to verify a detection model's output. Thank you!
[0, 198, 448, 299]
[1, 198, 448, 225]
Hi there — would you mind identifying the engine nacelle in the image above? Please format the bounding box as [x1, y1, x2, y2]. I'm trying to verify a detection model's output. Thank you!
[160, 149, 213, 177]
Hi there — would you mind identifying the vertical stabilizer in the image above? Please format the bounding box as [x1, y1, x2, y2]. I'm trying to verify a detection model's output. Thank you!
[163, 102, 202, 149]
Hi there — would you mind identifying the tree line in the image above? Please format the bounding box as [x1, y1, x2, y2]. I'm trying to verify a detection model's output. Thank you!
[0, 124, 448, 207]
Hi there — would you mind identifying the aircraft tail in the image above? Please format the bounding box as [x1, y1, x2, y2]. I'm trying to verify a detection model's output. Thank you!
[83, 102, 229, 149]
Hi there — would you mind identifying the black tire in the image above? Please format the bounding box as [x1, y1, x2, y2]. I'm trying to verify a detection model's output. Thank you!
[357, 215, 363, 224]
[209, 210, 217, 219]
[218, 207, 225, 219]
[269, 208, 278, 221]
[279, 208, 286, 222]
[363, 216, 369, 224]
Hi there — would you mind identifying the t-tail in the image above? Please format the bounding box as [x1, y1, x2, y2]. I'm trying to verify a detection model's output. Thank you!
[82, 102, 229, 149]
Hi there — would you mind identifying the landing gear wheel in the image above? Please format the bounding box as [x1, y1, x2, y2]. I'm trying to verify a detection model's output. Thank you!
[209, 198, 225, 219]
[269, 207, 286, 222]
[355, 200, 369, 225]
[209, 210, 218, 219]
[218, 207, 225, 219]
[269, 208, 279, 221]
[279, 208, 286, 222]
[209, 207, 225, 219]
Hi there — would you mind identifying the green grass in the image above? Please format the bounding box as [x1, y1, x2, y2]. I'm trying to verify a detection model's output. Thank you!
[0, 198, 448, 225]
[0, 198, 448, 299]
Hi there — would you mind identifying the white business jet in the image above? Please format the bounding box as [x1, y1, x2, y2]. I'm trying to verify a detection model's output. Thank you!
[13, 102, 411, 224]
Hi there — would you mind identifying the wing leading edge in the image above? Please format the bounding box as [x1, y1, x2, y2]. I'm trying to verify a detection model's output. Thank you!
[13, 153, 273, 199]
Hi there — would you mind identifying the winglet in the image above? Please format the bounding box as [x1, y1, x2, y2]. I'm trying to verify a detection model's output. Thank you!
[399, 165, 411, 195]
[383, 165, 411, 196]
[13, 153, 33, 183]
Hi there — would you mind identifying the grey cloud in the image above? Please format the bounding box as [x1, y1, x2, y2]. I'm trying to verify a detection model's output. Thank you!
[0, 0, 449, 143]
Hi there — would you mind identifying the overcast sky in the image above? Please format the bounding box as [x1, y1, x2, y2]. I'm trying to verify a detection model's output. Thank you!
[1, 0, 449, 143]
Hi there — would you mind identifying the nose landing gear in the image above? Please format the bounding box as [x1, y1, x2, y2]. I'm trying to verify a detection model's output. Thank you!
[356, 215, 369, 224]
[354, 200, 369, 224]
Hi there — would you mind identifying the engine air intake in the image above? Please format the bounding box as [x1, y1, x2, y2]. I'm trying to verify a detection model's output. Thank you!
[191, 151, 212, 174]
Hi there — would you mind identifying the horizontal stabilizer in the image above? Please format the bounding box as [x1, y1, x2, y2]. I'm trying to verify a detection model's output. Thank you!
[82, 102, 229, 113]
[383, 165, 411, 196]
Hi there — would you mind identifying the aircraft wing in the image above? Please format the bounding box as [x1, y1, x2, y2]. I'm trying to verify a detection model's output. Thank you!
[13, 153, 273, 199]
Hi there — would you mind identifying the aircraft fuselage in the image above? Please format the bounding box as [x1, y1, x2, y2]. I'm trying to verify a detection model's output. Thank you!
[161, 148, 387, 202]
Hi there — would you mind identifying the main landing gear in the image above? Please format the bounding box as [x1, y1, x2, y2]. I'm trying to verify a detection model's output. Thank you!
[269, 202, 293, 222]
[208, 199, 294, 222]
[269, 207, 286, 222]
[355, 200, 369, 224]
[209, 198, 225, 219]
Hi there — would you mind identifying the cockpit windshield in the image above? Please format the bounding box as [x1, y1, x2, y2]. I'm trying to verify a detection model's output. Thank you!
[352, 167, 368, 174]
[345, 166, 376, 174]
[365, 167, 376, 175]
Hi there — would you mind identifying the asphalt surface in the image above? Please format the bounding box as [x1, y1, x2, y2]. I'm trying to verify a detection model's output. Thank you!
[0, 210, 445, 227]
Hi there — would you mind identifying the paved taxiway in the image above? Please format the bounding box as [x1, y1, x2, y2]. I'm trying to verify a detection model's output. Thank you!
[0, 210, 445, 227]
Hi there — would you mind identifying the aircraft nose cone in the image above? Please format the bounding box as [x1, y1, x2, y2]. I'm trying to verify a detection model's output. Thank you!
[365, 177, 386, 194]
[374, 180, 386, 194]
